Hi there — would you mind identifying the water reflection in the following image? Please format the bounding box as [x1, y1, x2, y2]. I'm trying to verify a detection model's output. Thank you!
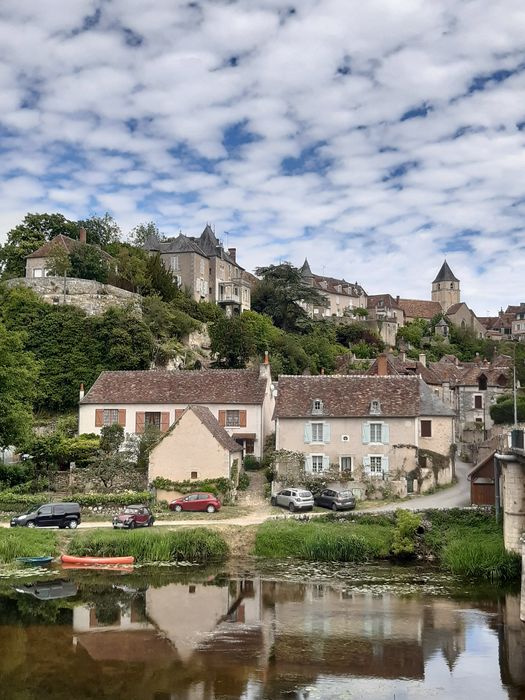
[0, 567, 523, 699]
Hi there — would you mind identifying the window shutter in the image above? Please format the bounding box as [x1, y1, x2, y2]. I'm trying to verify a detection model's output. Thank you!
[382, 455, 389, 473]
[118, 409, 126, 427]
[304, 454, 313, 472]
[160, 412, 170, 432]
[95, 409, 104, 427]
[175, 409, 185, 421]
[382, 423, 389, 444]
[363, 455, 371, 475]
[362, 423, 370, 444]
[322, 455, 330, 471]
[323, 423, 331, 443]
[135, 412, 145, 434]
[304, 423, 312, 443]
[218, 410, 226, 427]
[239, 410, 247, 427]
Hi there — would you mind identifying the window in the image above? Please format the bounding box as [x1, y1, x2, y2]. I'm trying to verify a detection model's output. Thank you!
[39, 506, 52, 515]
[226, 410, 240, 427]
[421, 420, 432, 438]
[312, 455, 324, 473]
[370, 400, 381, 415]
[450, 283, 454, 289]
[370, 423, 382, 443]
[103, 409, 120, 426]
[312, 399, 323, 415]
[370, 456, 383, 475]
[145, 412, 161, 429]
[311, 422, 324, 442]
[189, 585, 196, 594]
[340, 456, 353, 473]
[33, 268, 43, 278]
[191, 471, 198, 479]
[478, 375, 488, 391]
[474, 395, 483, 409]
[171, 256, 179, 271]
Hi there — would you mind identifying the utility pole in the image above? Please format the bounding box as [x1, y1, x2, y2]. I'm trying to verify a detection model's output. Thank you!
[513, 343, 518, 428]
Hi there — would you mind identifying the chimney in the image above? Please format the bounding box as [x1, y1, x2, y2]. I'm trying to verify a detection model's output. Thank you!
[377, 353, 388, 376]
[395, 295, 400, 304]
[79, 383, 85, 400]
[419, 353, 426, 368]
[79, 227, 87, 244]
[400, 351, 406, 362]
[320, 367, 325, 375]
[259, 351, 271, 379]
[228, 247, 237, 263]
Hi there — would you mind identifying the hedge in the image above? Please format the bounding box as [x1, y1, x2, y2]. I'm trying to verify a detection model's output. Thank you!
[151, 477, 233, 496]
[0, 491, 153, 512]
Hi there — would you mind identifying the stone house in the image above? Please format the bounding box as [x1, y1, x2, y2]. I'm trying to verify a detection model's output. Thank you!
[25, 228, 114, 278]
[299, 259, 367, 318]
[511, 303, 525, 341]
[145, 225, 251, 315]
[79, 361, 275, 458]
[148, 405, 243, 488]
[274, 372, 455, 496]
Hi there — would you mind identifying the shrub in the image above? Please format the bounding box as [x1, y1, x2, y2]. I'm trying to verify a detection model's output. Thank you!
[238, 472, 250, 491]
[151, 476, 233, 497]
[442, 533, 521, 581]
[243, 455, 261, 471]
[391, 509, 422, 558]
[0, 491, 152, 512]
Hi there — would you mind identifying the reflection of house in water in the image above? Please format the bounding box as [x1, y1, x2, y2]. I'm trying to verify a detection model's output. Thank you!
[494, 593, 525, 699]
[420, 598, 467, 671]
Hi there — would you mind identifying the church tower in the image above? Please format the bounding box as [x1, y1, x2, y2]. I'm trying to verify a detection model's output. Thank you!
[431, 260, 460, 311]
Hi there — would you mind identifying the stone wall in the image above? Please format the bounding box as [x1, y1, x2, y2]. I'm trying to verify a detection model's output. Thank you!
[50, 468, 147, 493]
[501, 458, 525, 553]
[6, 277, 141, 316]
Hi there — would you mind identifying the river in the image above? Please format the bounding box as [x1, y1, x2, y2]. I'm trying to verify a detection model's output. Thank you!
[0, 560, 523, 699]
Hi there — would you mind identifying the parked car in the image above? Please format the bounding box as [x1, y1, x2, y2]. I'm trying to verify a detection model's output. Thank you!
[14, 580, 78, 600]
[113, 505, 154, 529]
[314, 489, 356, 511]
[10, 502, 81, 529]
[169, 493, 221, 513]
[271, 488, 314, 512]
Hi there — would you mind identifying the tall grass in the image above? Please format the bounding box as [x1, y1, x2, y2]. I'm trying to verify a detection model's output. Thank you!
[254, 520, 392, 562]
[67, 528, 229, 564]
[441, 533, 521, 582]
[0, 530, 58, 563]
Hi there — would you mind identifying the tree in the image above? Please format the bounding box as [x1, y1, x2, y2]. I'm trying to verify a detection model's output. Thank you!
[0, 322, 39, 449]
[100, 424, 125, 453]
[114, 244, 149, 292]
[252, 263, 328, 332]
[209, 315, 255, 368]
[78, 213, 121, 247]
[396, 318, 430, 347]
[145, 253, 181, 301]
[490, 394, 525, 424]
[69, 245, 110, 283]
[130, 221, 160, 246]
[46, 241, 72, 278]
[0, 212, 77, 278]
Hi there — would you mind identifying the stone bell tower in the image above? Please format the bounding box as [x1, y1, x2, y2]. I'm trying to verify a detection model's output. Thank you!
[431, 260, 460, 312]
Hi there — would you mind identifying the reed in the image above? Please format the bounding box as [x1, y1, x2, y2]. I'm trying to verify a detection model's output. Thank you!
[441, 533, 521, 582]
[67, 528, 229, 563]
[0, 529, 58, 562]
[254, 520, 392, 562]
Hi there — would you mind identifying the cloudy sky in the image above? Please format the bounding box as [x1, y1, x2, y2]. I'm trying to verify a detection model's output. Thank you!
[1, 0, 525, 314]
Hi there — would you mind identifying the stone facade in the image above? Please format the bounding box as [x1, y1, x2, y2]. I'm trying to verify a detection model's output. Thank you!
[501, 457, 525, 554]
[6, 277, 141, 316]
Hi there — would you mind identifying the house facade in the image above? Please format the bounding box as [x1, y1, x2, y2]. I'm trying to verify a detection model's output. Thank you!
[145, 225, 251, 315]
[274, 374, 455, 495]
[299, 259, 367, 318]
[25, 228, 114, 278]
[79, 362, 274, 458]
[148, 405, 243, 486]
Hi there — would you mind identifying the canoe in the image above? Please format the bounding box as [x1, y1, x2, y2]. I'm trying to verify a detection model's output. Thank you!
[61, 563, 134, 572]
[17, 556, 54, 566]
[60, 554, 135, 566]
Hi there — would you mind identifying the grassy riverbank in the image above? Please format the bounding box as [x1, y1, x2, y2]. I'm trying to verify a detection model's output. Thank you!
[0, 529, 58, 562]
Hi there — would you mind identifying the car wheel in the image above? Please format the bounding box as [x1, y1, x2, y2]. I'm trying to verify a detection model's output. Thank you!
[207, 505, 216, 513]
[174, 504, 182, 513]
[148, 518, 154, 527]
[129, 521, 135, 529]
[331, 503, 338, 512]
[288, 502, 295, 512]
[270, 497, 277, 506]
[26, 522, 36, 528]
[68, 520, 78, 529]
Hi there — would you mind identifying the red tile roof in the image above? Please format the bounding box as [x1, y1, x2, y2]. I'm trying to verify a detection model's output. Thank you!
[397, 298, 442, 319]
[80, 369, 268, 405]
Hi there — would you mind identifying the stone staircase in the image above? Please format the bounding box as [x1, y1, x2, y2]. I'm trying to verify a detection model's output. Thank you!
[237, 469, 268, 507]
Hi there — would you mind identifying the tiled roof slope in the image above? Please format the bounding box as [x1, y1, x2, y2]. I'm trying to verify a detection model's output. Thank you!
[397, 298, 442, 319]
[81, 369, 267, 405]
[367, 294, 402, 310]
[27, 234, 114, 262]
[184, 405, 241, 452]
[433, 261, 459, 283]
[275, 375, 454, 418]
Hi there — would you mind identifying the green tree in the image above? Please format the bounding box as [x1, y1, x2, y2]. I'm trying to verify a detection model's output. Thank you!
[300, 323, 345, 373]
[130, 221, 160, 246]
[210, 315, 255, 368]
[69, 245, 110, 283]
[145, 253, 181, 301]
[490, 394, 525, 424]
[78, 213, 121, 247]
[90, 306, 155, 371]
[114, 244, 149, 292]
[0, 322, 39, 449]
[240, 310, 282, 355]
[396, 318, 430, 347]
[46, 241, 72, 277]
[252, 263, 328, 332]
[100, 424, 125, 453]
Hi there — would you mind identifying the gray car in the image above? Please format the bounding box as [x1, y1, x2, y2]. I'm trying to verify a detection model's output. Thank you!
[314, 489, 356, 511]
[271, 488, 314, 512]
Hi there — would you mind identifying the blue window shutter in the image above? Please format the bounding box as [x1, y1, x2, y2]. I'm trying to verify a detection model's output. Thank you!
[363, 455, 371, 475]
[322, 455, 330, 471]
[324, 423, 331, 443]
[305, 454, 313, 472]
[362, 423, 370, 444]
[304, 423, 312, 443]
[382, 455, 389, 473]
[382, 423, 389, 444]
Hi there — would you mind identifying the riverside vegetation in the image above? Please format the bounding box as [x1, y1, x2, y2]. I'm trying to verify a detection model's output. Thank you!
[0, 508, 519, 582]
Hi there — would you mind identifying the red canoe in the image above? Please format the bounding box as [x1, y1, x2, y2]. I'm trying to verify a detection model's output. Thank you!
[61, 554, 135, 566]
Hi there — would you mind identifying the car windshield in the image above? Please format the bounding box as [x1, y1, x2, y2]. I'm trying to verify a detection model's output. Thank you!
[338, 491, 353, 498]
[25, 506, 41, 514]
[299, 491, 311, 498]
[123, 508, 140, 515]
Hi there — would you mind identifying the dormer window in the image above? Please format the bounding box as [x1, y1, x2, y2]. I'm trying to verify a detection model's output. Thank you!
[478, 374, 488, 391]
[370, 400, 381, 415]
[312, 399, 324, 415]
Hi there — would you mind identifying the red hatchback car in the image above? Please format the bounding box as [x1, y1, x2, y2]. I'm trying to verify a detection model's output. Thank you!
[169, 493, 221, 513]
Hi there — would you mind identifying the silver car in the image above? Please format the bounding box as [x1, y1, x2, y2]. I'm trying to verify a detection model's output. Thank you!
[271, 488, 314, 512]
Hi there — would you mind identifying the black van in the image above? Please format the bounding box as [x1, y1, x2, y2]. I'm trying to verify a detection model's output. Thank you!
[10, 503, 81, 529]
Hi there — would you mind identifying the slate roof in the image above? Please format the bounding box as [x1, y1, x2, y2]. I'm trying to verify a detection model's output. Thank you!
[397, 298, 442, 319]
[177, 405, 241, 452]
[80, 369, 268, 405]
[148, 233, 207, 256]
[26, 234, 114, 262]
[367, 294, 402, 310]
[275, 375, 454, 418]
[433, 260, 459, 283]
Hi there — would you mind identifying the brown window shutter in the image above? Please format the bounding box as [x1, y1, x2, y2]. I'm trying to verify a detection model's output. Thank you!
[118, 409, 126, 427]
[175, 409, 185, 421]
[160, 412, 170, 432]
[95, 409, 104, 427]
[239, 410, 247, 427]
[135, 411, 145, 434]
[218, 410, 226, 427]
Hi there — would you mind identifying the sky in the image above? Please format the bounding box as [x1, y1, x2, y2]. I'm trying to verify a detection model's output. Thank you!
[1, 0, 525, 315]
